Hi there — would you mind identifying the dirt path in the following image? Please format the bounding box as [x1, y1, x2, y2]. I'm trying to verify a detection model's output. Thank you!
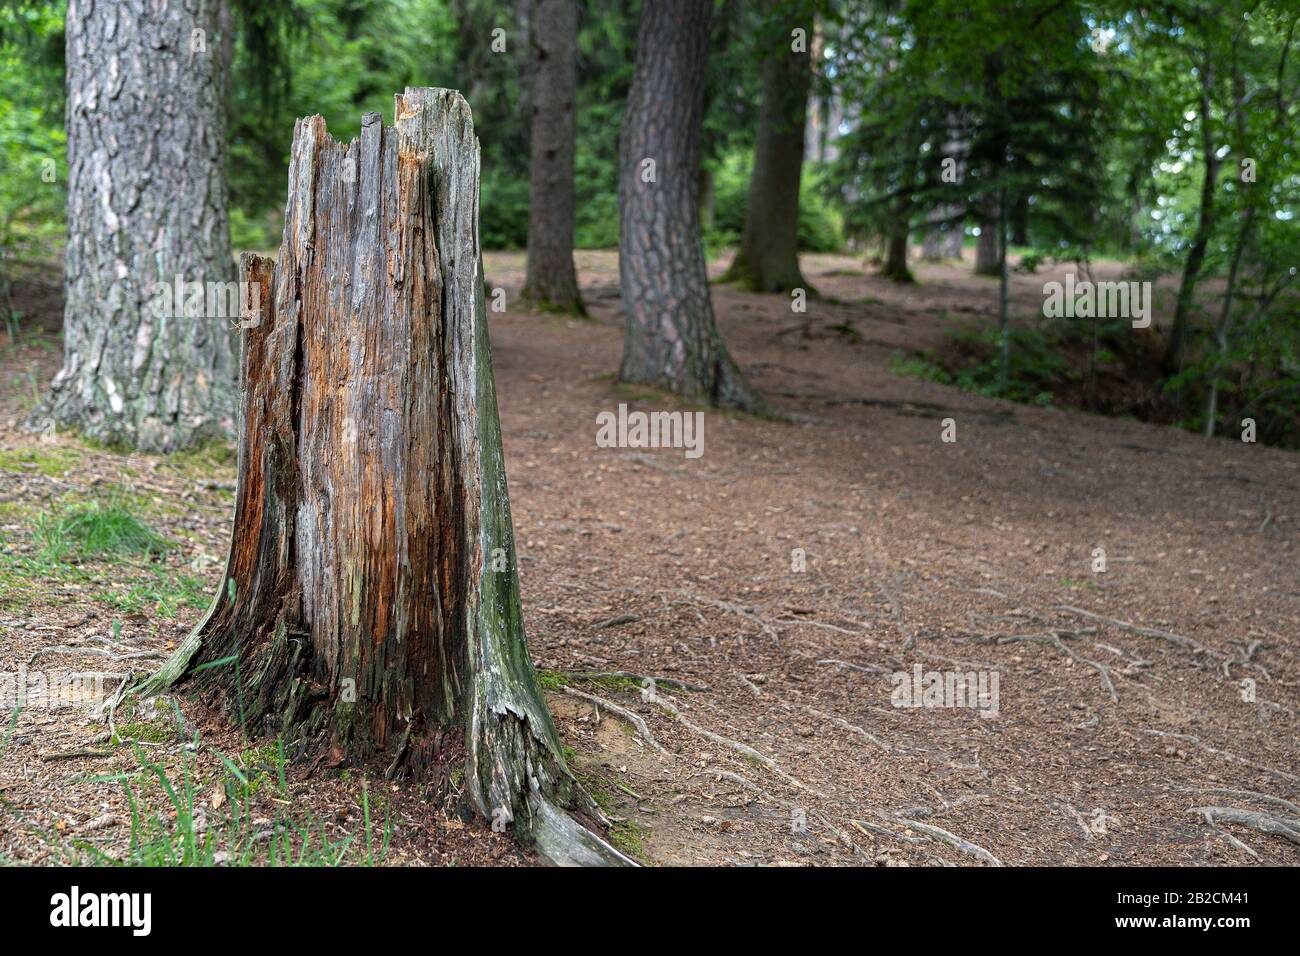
[1, 250, 1296, 865]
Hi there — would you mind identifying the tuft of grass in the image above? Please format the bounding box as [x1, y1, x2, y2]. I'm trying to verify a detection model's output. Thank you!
[0, 445, 81, 477]
[538, 669, 641, 695]
[1058, 577, 1099, 591]
[0, 549, 86, 608]
[165, 439, 236, 477]
[67, 737, 391, 867]
[96, 573, 208, 619]
[112, 720, 178, 746]
[607, 819, 652, 864]
[537, 669, 565, 692]
[33, 498, 169, 562]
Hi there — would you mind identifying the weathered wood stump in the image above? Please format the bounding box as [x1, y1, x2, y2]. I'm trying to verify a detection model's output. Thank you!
[144, 88, 629, 865]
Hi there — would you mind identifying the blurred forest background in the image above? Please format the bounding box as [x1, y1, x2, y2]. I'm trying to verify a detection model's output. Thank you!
[1, 0, 1297, 444]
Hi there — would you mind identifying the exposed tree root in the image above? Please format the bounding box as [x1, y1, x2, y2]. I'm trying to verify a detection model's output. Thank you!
[997, 632, 1119, 702]
[698, 768, 870, 858]
[28, 646, 165, 666]
[886, 813, 1003, 865]
[880, 577, 917, 652]
[663, 590, 780, 640]
[1056, 605, 1221, 662]
[1141, 728, 1299, 784]
[557, 684, 669, 755]
[817, 658, 885, 675]
[732, 672, 894, 751]
[529, 794, 639, 866]
[1223, 638, 1271, 680]
[1178, 787, 1300, 815]
[1189, 806, 1300, 847]
[558, 670, 708, 691]
[648, 694, 827, 799]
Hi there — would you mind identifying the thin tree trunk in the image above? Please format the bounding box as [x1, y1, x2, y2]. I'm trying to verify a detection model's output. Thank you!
[1205, 66, 1254, 437]
[997, 187, 1011, 393]
[1163, 67, 1219, 375]
[1009, 191, 1029, 247]
[617, 0, 760, 411]
[36, 0, 237, 452]
[520, 0, 584, 314]
[142, 89, 630, 866]
[1204, 207, 1252, 436]
[722, 30, 811, 293]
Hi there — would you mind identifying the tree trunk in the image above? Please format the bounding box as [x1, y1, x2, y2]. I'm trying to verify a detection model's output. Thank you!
[974, 218, 1000, 275]
[617, 0, 760, 411]
[883, 226, 915, 282]
[921, 208, 964, 261]
[997, 187, 1011, 393]
[698, 165, 715, 233]
[1009, 192, 1029, 247]
[142, 89, 629, 866]
[722, 33, 811, 293]
[36, 0, 237, 452]
[1163, 69, 1219, 376]
[520, 0, 584, 314]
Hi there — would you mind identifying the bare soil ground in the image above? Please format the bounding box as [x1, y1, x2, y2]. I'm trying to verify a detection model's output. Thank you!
[1, 249, 1296, 866]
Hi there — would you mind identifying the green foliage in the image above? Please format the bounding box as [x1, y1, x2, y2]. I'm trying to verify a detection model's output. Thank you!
[96, 574, 209, 619]
[33, 498, 169, 562]
[480, 165, 530, 250]
[0, 3, 65, 282]
[889, 319, 1076, 406]
[708, 150, 845, 253]
[0, 445, 80, 476]
[68, 737, 391, 866]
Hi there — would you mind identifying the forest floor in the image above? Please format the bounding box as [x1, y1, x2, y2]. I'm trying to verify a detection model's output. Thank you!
[0, 249, 1296, 866]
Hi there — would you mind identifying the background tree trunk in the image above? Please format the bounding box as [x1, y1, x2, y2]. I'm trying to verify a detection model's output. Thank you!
[722, 32, 811, 292]
[921, 211, 964, 260]
[617, 0, 760, 411]
[1163, 71, 1219, 376]
[974, 217, 1000, 275]
[881, 212, 913, 282]
[37, 0, 237, 452]
[520, 0, 584, 314]
[144, 89, 629, 866]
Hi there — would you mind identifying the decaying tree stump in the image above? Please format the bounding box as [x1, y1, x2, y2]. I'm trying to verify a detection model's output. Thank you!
[143, 88, 630, 865]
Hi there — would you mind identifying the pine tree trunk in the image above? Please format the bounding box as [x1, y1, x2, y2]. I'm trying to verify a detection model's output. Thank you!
[881, 217, 913, 283]
[618, 0, 760, 411]
[722, 35, 811, 293]
[1009, 192, 1029, 247]
[36, 0, 237, 452]
[142, 89, 630, 866]
[974, 218, 1000, 275]
[921, 211, 964, 261]
[520, 0, 584, 314]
